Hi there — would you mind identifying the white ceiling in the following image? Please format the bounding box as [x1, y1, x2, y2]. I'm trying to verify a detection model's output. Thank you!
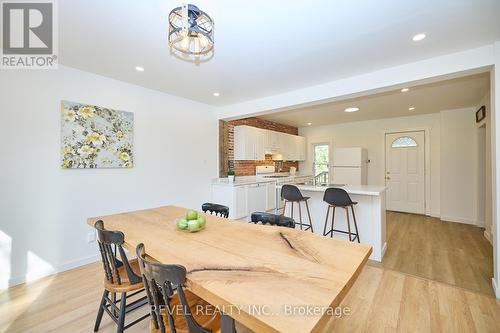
[59, 0, 500, 105]
[259, 73, 490, 127]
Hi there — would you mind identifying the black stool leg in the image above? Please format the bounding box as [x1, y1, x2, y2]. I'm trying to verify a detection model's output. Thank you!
[345, 207, 352, 241]
[282, 200, 287, 216]
[305, 200, 313, 233]
[298, 201, 303, 230]
[330, 206, 336, 237]
[291, 201, 294, 222]
[323, 205, 330, 236]
[94, 290, 109, 332]
[351, 205, 360, 243]
[117, 292, 126, 333]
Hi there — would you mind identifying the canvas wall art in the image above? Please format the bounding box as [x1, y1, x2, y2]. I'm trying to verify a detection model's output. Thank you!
[61, 101, 134, 169]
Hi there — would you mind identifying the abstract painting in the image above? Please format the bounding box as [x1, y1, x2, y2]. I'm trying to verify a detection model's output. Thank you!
[61, 101, 134, 169]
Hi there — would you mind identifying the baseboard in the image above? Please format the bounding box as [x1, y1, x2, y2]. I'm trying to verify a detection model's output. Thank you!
[7, 254, 100, 288]
[484, 230, 493, 245]
[440, 216, 478, 226]
[381, 242, 387, 260]
[493, 278, 499, 299]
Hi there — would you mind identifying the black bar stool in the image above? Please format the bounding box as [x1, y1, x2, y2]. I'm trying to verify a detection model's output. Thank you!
[281, 184, 313, 232]
[322, 188, 360, 243]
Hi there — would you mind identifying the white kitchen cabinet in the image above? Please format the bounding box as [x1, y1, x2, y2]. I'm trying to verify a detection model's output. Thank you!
[234, 125, 306, 161]
[211, 184, 248, 219]
[264, 130, 280, 154]
[234, 126, 265, 160]
[266, 182, 277, 211]
[247, 183, 267, 216]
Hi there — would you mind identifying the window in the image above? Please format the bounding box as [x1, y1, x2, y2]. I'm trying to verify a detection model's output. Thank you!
[313, 144, 329, 184]
[391, 136, 417, 148]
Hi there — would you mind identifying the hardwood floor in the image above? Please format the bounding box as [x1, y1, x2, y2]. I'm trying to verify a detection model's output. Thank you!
[1, 262, 499, 333]
[374, 212, 494, 296]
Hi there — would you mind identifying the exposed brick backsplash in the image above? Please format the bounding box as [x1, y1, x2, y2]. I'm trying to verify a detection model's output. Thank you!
[219, 117, 299, 177]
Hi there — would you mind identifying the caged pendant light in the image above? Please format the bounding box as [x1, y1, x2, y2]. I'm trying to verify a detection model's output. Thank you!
[168, 4, 214, 62]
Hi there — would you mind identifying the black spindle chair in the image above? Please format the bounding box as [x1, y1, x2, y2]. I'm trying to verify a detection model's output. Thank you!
[93, 220, 149, 333]
[136, 243, 221, 333]
[250, 212, 295, 228]
[202, 203, 229, 218]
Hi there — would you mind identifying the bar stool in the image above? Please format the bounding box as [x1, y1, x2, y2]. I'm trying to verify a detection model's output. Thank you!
[281, 184, 314, 232]
[322, 188, 360, 243]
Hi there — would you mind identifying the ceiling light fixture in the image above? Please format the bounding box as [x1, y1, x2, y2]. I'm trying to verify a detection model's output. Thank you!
[401, 88, 410, 92]
[135, 66, 144, 72]
[412, 33, 426, 41]
[409, 107, 415, 111]
[344, 107, 360, 113]
[213, 92, 220, 97]
[307, 122, 312, 126]
[168, 4, 214, 63]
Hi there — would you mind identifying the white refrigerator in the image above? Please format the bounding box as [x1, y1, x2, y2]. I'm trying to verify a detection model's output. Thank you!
[332, 148, 368, 185]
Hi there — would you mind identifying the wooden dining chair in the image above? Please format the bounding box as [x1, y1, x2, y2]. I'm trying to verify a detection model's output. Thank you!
[93, 220, 149, 333]
[136, 243, 221, 333]
[201, 203, 229, 218]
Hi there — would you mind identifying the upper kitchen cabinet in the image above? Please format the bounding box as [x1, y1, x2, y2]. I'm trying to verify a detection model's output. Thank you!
[264, 130, 280, 154]
[234, 125, 306, 161]
[234, 125, 265, 160]
[279, 133, 306, 161]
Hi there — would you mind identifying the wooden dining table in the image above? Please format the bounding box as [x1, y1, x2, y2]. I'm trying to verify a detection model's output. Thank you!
[87, 205, 372, 333]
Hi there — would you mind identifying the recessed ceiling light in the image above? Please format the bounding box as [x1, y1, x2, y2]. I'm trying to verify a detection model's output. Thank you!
[135, 66, 144, 72]
[344, 107, 360, 113]
[401, 88, 410, 92]
[307, 122, 312, 126]
[412, 33, 426, 42]
[409, 107, 415, 111]
[213, 92, 220, 97]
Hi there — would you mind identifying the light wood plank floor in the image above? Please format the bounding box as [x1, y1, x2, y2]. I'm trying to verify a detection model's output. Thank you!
[372, 212, 494, 296]
[1, 262, 499, 333]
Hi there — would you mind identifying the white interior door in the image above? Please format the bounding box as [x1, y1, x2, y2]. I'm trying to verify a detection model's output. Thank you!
[385, 131, 425, 214]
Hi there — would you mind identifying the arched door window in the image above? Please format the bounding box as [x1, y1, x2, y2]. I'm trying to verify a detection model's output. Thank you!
[391, 136, 418, 148]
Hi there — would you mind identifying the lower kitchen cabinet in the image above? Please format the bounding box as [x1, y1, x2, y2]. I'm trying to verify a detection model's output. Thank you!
[212, 182, 276, 220]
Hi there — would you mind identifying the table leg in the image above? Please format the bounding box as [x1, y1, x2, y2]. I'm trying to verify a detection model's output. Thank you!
[221, 313, 237, 333]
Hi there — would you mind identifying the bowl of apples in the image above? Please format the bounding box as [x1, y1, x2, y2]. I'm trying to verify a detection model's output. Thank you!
[176, 209, 206, 233]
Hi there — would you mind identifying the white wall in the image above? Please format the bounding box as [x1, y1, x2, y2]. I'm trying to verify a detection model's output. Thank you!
[0, 66, 218, 288]
[299, 113, 442, 217]
[440, 108, 478, 224]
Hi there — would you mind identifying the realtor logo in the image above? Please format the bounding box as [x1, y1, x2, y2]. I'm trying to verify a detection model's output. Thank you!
[1, 0, 58, 69]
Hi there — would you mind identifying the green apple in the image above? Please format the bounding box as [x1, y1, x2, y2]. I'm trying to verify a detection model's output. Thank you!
[186, 209, 198, 221]
[187, 219, 201, 232]
[176, 218, 188, 230]
[197, 216, 206, 227]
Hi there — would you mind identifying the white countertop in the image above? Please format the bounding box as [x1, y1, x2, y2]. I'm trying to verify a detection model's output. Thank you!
[276, 184, 387, 196]
[212, 173, 313, 186]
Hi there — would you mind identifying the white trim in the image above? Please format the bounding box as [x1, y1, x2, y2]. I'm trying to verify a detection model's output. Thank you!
[493, 277, 499, 298]
[484, 230, 493, 245]
[440, 216, 478, 225]
[7, 254, 100, 288]
[383, 128, 431, 216]
[381, 242, 387, 259]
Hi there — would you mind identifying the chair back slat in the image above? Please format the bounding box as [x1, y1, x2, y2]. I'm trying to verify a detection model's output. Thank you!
[136, 243, 210, 333]
[94, 220, 141, 285]
[201, 203, 229, 218]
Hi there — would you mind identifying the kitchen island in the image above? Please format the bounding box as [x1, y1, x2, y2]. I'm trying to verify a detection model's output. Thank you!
[277, 184, 387, 261]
